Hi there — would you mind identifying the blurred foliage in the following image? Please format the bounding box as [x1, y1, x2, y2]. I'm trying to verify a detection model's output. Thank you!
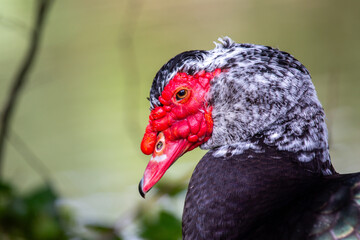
[0, 178, 187, 239]
[0, 181, 70, 239]
[139, 210, 182, 240]
[0, 180, 126, 240]
[86, 224, 123, 240]
[135, 182, 187, 239]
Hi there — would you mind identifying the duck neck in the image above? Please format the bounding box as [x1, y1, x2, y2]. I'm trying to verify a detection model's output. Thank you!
[202, 94, 336, 175]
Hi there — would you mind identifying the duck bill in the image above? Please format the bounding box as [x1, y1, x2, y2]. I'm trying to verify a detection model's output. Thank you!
[139, 134, 192, 198]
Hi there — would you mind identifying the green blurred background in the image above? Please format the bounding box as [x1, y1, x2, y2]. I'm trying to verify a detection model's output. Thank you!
[1, 0, 360, 238]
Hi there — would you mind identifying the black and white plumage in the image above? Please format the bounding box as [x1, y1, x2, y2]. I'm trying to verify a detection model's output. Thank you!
[140, 37, 360, 239]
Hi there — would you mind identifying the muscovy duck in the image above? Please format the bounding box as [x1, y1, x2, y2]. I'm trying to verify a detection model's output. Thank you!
[138, 37, 360, 240]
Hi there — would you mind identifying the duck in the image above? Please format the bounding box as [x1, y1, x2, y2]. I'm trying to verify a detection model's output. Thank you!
[138, 37, 360, 240]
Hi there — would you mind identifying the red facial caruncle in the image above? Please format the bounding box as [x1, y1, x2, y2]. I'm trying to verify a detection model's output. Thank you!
[139, 68, 221, 197]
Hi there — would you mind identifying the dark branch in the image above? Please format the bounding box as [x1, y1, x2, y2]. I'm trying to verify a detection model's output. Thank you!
[0, 0, 53, 177]
[9, 129, 53, 183]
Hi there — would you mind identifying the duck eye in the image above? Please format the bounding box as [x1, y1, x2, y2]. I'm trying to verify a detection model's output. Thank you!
[176, 89, 188, 101]
[156, 141, 164, 151]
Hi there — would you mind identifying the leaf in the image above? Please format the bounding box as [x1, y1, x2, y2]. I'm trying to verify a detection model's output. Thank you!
[0, 181, 69, 240]
[86, 223, 123, 240]
[139, 210, 182, 240]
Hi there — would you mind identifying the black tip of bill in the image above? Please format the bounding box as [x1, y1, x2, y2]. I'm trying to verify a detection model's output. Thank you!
[138, 178, 145, 198]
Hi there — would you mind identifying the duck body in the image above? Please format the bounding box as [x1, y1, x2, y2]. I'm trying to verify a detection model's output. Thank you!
[138, 37, 360, 239]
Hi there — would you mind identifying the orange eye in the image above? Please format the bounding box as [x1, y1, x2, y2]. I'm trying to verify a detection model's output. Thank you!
[175, 89, 189, 102]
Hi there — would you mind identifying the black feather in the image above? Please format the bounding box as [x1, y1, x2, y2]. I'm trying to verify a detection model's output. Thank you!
[182, 146, 360, 240]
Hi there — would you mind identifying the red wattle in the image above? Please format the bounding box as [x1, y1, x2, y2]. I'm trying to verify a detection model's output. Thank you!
[141, 125, 157, 155]
[141, 69, 221, 156]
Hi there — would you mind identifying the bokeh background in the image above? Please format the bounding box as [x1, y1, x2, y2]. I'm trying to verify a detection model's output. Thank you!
[1, 0, 360, 239]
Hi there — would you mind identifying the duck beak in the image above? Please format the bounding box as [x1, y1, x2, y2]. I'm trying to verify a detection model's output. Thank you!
[139, 132, 191, 198]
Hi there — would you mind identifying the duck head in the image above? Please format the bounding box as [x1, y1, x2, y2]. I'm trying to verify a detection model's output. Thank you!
[139, 37, 334, 197]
